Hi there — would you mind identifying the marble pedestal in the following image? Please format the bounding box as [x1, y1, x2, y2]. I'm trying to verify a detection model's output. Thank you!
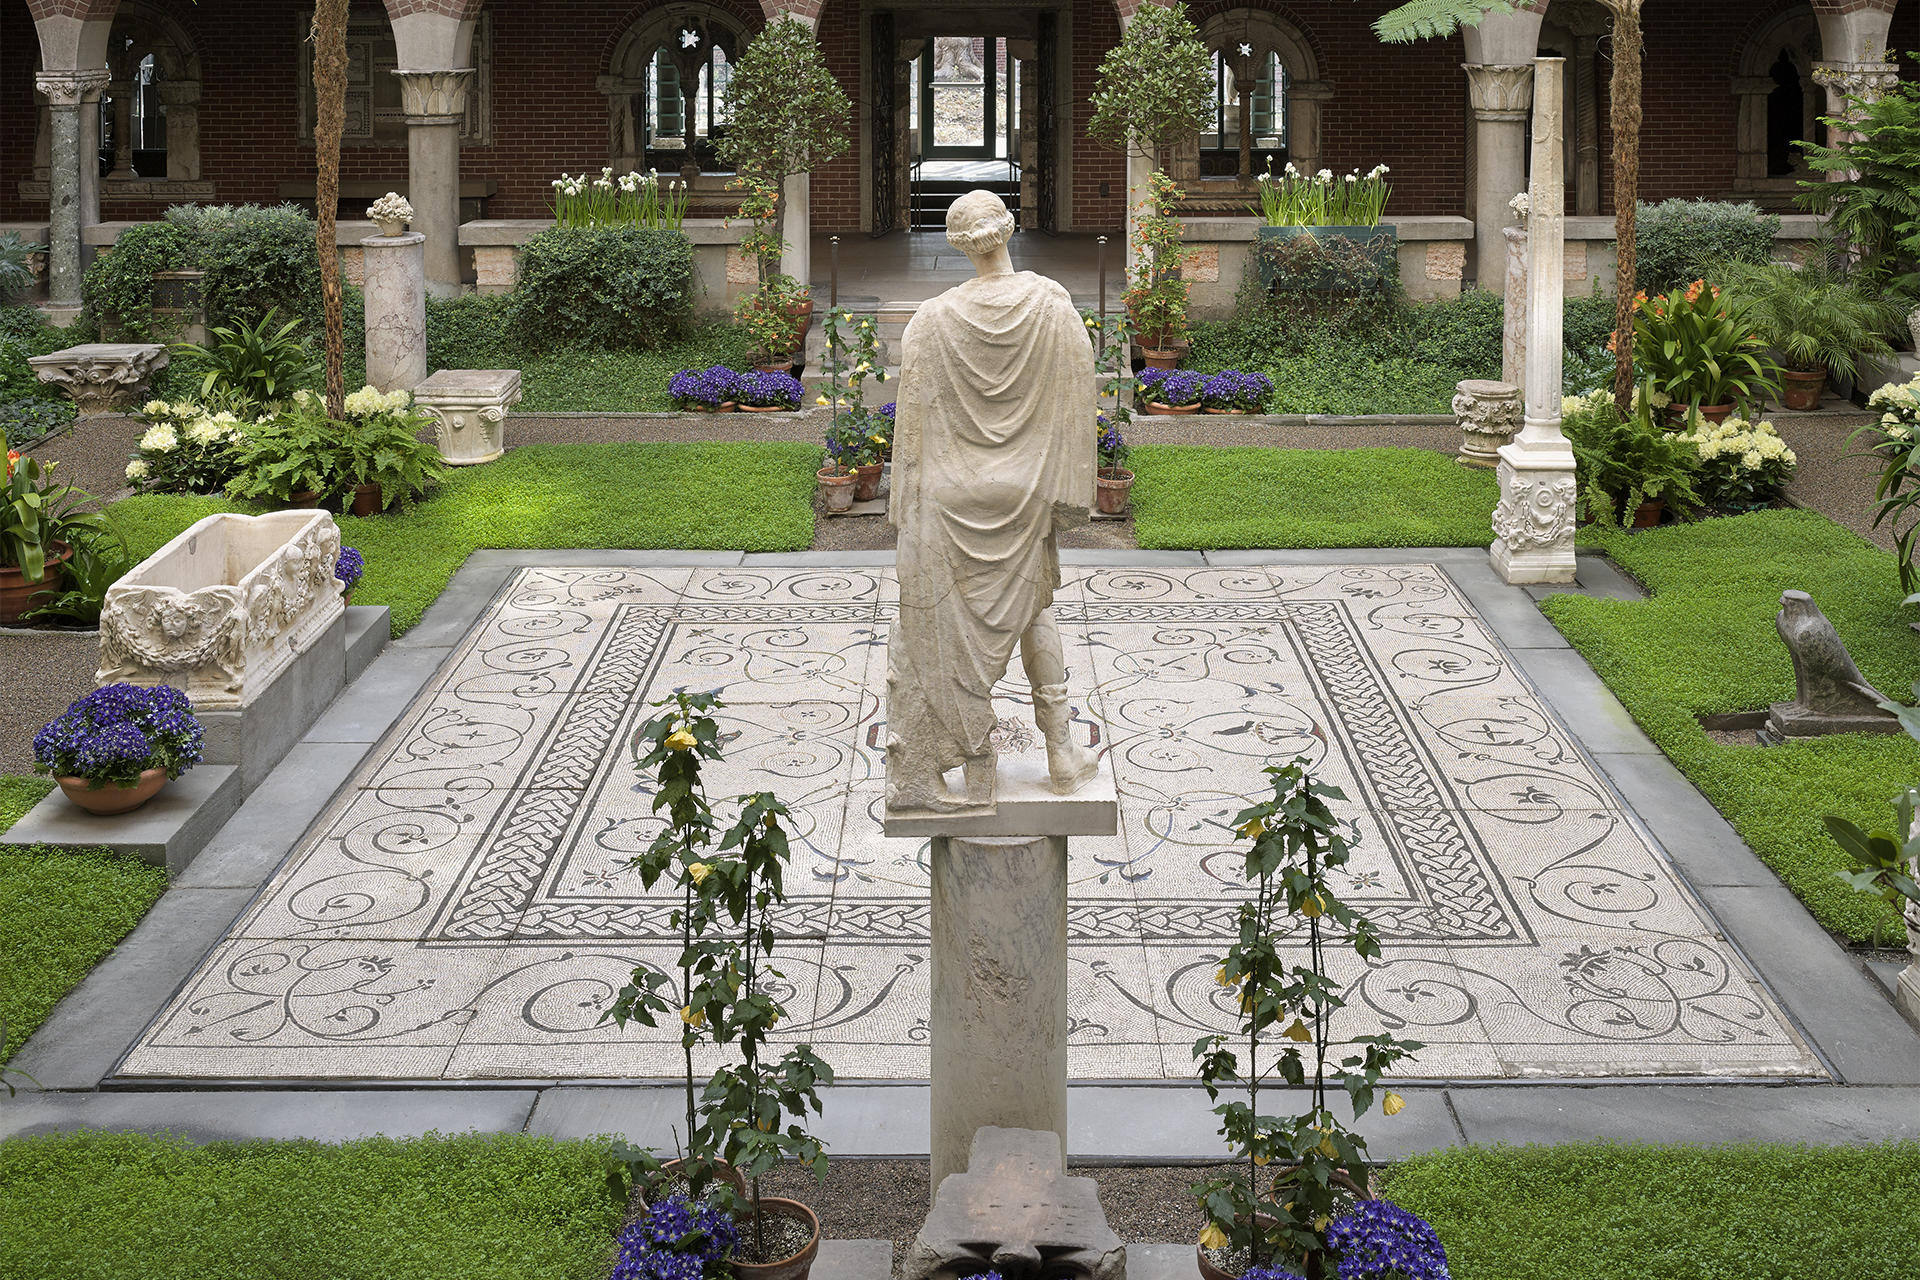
[885, 755, 1119, 1187]
[1490, 440, 1578, 584]
[415, 369, 522, 465]
[29, 343, 168, 415]
[361, 232, 427, 393]
[906, 1126, 1125, 1280]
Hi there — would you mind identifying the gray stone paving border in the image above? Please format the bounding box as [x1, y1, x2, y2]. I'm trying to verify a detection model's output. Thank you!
[6, 545, 1917, 1155]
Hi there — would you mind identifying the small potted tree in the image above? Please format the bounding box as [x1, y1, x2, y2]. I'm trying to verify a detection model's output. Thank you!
[33, 683, 205, 815]
[1096, 413, 1132, 515]
[1123, 172, 1196, 366]
[1193, 757, 1423, 1280]
[1714, 256, 1900, 411]
[819, 309, 891, 502]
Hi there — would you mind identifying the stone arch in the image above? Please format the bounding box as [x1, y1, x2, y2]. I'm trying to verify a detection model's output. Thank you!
[1732, 2, 1823, 194]
[1191, 6, 1328, 180]
[602, 2, 761, 172]
[31, 0, 203, 188]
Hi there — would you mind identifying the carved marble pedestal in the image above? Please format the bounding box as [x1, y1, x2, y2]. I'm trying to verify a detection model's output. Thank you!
[884, 754, 1118, 1187]
[362, 231, 427, 393]
[1491, 443, 1578, 584]
[1454, 379, 1521, 469]
[906, 1126, 1125, 1280]
[29, 343, 168, 415]
[1899, 906, 1920, 1027]
[415, 369, 522, 465]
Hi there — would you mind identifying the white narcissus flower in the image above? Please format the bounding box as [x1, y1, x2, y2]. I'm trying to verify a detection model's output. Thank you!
[1317, 168, 1333, 182]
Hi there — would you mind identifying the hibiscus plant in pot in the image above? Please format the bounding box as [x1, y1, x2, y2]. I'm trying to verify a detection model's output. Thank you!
[1193, 756, 1424, 1280]
[606, 691, 834, 1278]
[33, 683, 204, 816]
[1096, 413, 1133, 516]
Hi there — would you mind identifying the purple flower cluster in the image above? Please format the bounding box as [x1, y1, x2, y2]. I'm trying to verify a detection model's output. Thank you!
[1326, 1200, 1449, 1280]
[609, 1195, 739, 1280]
[1243, 1267, 1306, 1280]
[1138, 367, 1206, 407]
[877, 402, 897, 422]
[33, 682, 203, 788]
[1097, 413, 1128, 470]
[669, 366, 746, 408]
[335, 546, 365, 593]
[738, 370, 804, 409]
[1203, 369, 1274, 412]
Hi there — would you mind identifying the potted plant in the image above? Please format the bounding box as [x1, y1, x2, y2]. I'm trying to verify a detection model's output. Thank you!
[1252, 161, 1397, 292]
[1714, 257, 1900, 411]
[1563, 384, 1703, 527]
[336, 545, 364, 605]
[819, 309, 891, 503]
[224, 392, 345, 508]
[1202, 371, 1272, 415]
[1096, 413, 1133, 515]
[337, 386, 446, 514]
[606, 692, 833, 1278]
[1672, 415, 1798, 512]
[2, 438, 110, 625]
[736, 279, 809, 373]
[1139, 368, 1205, 415]
[18, 529, 131, 630]
[33, 683, 205, 816]
[125, 400, 250, 496]
[1632, 280, 1780, 423]
[1193, 758, 1422, 1280]
[1855, 374, 1920, 594]
[737, 370, 804, 414]
[1122, 172, 1195, 364]
[608, 1195, 740, 1280]
[671, 366, 744, 412]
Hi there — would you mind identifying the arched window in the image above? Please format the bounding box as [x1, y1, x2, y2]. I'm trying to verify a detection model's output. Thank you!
[1732, 6, 1822, 201]
[605, 11, 749, 173]
[1195, 9, 1326, 184]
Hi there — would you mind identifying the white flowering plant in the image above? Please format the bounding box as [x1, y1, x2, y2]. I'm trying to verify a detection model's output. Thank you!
[224, 386, 443, 512]
[1255, 159, 1392, 227]
[126, 400, 251, 495]
[552, 168, 689, 231]
[1857, 374, 1920, 595]
[1675, 415, 1797, 510]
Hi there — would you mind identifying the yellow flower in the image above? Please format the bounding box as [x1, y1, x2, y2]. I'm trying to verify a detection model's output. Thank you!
[1301, 893, 1325, 918]
[679, 1005, 706, 1028]
[1314, 1215, 1330, 1232]
[1237, 817, 1265, 839]
[1215, 965, 1236, 988]
[1383, 1091, 1406, 1116]
[1197, 1223, 1229, 1251]
[816, 395, 830, 406]
[1318, 1134, 1338, 1158]
[1239, 990, 1255, 1013]
[1283, 1018, 1311, 1043]
[688, 862, 712, 885]
[1253, 1152, 1270, 1166]
[665, 727, 697, 752]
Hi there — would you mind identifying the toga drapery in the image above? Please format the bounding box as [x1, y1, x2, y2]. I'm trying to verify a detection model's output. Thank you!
[887, 270, 1096, 778]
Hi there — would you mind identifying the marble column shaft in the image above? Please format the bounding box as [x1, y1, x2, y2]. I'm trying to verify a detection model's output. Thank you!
[397, 69, 475, 300]
[1463, 62, 1533, 287]
[929, 834, 1069, 1188]
[36, 70, 110, 319]
[362, 232, 428, 393]
[1502, 225, 1527, 395]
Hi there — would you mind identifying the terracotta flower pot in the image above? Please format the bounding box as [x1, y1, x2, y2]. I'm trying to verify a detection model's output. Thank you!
[818, 467, 856, 513]
[718, 401, 738, 413]
[852, 462, 884, 502]
[1204, 406, 1242, 414]
[1630, 497, 1666, 529]
[785, 298, 815, 342]
[754, 359, 795, 375]
[0, 543, 71, 625]
[1666, 402, 1734, 426]
[1145, 402, 1201, 416]
[1142, 348, 1181, 371]
[57, 767, 168, 816]
[741, 402, 792, 413]
[288, 490, 320, 509]
[349, 483, 384, 517]
[1780, 367, 1827, 412]
[730, 1197, 821, 1280]
[1096, 467, 1133, 515]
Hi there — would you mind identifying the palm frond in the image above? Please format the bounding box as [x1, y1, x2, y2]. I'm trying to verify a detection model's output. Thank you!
[1373, 0, 1515, 45]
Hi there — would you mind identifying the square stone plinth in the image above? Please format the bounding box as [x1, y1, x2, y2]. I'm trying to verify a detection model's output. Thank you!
[29, 343, 169, 415]
[882, 754, 1119, 839]
[415, 369, 522, 466]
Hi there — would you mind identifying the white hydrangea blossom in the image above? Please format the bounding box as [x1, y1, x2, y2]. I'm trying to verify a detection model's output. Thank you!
[125, 459, 149, 482]
[186, 417, 227, 446]
[142, 399, 170, 417]
[138, 424, 178, 453]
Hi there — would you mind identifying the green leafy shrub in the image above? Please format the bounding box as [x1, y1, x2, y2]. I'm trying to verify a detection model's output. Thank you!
[1563, 385, 1702, 524]
[512, 227, 695, 350]
[82, 221, 194, 341]
[0, 231, 39, 303]
[426, 292, 513, 370]
[166, 203, 324, 330]
[171, 308, 321, 411]
[1634, 198, 1780, 296]
[0, 398, 73, 446]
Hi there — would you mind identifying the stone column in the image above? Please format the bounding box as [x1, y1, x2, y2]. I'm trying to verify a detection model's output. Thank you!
[1502, 224, 1527, 393]
[782, 172, 811, 289]
[1572, 35, 1601, 217]
[1463, 63, 1533, 289]
[1491, 58, 1575, 586]
[107, 79, 135, 180]
[362, 231, 428, 393]
[929, 834, 1070, 1187]
[36, 69, 110, 327]
[1899, 898, 1920, 1026]
[1813, 61, 1901, 171]
[395, 69, 474, 299]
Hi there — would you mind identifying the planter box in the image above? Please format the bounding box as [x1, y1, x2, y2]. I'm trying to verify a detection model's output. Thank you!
[98, 510, 345, 711]
[1256, 224, 1398, 291]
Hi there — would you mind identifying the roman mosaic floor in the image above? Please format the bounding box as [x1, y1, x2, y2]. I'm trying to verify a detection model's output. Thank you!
[120, 564, 1823, 1083]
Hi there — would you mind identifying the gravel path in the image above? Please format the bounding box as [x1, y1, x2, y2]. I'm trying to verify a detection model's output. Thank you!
[1774, 412, 1891, 551]
[19, 414, 141, 505]
[0, 630, 97, 776]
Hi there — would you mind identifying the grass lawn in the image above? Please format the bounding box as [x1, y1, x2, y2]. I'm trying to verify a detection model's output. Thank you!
[106, 442, 821, 636]
[0, 776, 167, 1066]
[1544, 510, 1920, 943]
[1384, 1142, 1920, 1280]
[1131, 446, 1499, 550]
[0, 1131, 619, 1280]
[514, 331, 756, 413]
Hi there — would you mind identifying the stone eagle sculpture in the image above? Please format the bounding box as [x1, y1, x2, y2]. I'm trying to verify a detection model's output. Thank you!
[1763, 589, 1902, 743]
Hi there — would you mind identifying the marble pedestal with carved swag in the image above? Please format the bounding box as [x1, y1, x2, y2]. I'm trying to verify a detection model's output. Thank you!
[415, 368, 522, 465]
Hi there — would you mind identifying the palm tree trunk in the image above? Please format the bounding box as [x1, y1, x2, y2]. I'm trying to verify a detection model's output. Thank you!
[311, 0, 350, 418]
[1607, 1, 1644, 415]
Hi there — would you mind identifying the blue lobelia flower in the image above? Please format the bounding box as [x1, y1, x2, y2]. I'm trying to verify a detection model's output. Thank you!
[1326, 1199, 1450, 1280]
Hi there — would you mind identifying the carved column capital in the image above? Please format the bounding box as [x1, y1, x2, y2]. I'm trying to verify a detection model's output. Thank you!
[1463, 62, 1534, 121]
[35, 69, 111, 109]
[395, 68, 476, 125]
[1814, 60, 1900, 108]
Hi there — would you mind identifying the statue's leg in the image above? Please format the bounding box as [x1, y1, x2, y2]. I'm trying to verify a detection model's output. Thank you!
[1021, 614, 1098, 795]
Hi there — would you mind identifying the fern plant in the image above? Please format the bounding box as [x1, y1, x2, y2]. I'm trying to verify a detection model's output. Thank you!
[1799, 81, 1920, 294]
[1373, 0, 1514, 43]
[335, 403, 445, 511]
[1562, 383, 1702, 525]
[223, 404, 345, 506]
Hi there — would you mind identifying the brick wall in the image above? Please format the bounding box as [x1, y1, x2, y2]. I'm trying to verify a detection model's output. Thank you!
[5, 0, 1919, 232]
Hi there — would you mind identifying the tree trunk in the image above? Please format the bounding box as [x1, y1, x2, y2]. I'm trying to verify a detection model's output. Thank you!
[1608, 1, 1644, 415]
[311, 0, 350, 419]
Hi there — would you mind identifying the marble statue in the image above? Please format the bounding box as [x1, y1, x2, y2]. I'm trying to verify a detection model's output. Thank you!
[1763, 589, 1903, 742]
[885, 190, 1099, 817]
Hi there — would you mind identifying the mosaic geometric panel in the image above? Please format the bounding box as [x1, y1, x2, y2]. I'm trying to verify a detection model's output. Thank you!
[119, 565, 1823, 1082]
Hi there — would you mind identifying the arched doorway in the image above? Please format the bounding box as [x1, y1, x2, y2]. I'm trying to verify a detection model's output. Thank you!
[604, 7, 753, 175]
[1733, 4, 1823, 204]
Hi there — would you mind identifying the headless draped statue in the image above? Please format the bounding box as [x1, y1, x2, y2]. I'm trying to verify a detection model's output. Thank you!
[885, 190, 1100, 816]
